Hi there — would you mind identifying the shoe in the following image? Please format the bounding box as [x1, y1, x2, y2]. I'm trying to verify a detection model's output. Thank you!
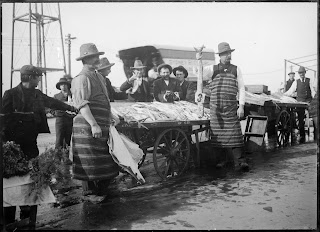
[234, 162, 249, 172]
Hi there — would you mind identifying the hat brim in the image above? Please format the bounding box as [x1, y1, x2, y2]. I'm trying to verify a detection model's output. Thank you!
[130, 66, 146, 69]
[216, 49, 235, 54]
[56, 81, 71, 90]
[97, 63, 115, 71]
[76, 51, 105, 61]
[173, 67, 188, 78]
[288, 72, 295, 75]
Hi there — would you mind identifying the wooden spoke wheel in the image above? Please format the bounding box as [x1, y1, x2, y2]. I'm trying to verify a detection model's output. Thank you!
[153, 128, 190, 180]
[275, 110, 291, 147]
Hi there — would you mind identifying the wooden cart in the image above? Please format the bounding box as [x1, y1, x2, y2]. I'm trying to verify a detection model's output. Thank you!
[244, 100, 309, 147]
[115, 118, 210, 180]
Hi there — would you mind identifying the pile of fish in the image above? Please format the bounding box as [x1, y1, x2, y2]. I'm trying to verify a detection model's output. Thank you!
[111, 101, 210, 123]
[245, 91, 308, 106]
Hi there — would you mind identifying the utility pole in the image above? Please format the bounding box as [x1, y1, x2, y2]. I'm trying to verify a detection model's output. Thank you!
[65, 33, 76, 76]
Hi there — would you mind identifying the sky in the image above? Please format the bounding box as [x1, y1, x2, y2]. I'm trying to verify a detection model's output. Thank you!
[1, 2, 318, 97]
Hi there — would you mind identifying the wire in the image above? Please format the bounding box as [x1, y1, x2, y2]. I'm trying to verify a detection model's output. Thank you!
[295, 59, 317, 64]
[289, 54, 317, 61]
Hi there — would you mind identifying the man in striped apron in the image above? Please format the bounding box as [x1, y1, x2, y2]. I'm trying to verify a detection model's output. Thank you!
[71, 43, 120, 202]
[201, 42, 249, 171]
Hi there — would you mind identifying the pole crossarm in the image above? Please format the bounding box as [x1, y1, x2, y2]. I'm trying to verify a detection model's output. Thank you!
[285, 59, 317, 72]
[12, 67, 64, 72]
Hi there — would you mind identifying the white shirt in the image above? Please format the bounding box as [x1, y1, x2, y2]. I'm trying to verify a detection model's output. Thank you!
[284, 77, 316, 98]
[202, 64, 245, 105]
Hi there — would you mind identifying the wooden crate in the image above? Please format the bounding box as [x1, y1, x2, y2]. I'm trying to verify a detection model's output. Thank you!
[245, 85, 268, 94]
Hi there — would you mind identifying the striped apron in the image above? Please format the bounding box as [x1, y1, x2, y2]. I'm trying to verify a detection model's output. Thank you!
[209, 64, 244, 148]
[72, 72, 119, 181]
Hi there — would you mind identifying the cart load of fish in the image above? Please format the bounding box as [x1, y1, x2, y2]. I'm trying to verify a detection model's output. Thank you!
[111, 101, 210, 123]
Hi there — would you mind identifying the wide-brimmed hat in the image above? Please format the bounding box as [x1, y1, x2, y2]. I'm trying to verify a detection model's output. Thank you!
[76, 43, 105, 61]
[173, 65, 188, 78]
[63, 74, 73, 83]
[216, 42, 235, 54]
[130, 59, 146, 69]
[97, 57, 115, 71]
[20, 65, 42, 76]
[297, 66, 306, 73]
[157, 63, 173, 74]
[56, 77, 71, 90]
[288, 71, 295, 75]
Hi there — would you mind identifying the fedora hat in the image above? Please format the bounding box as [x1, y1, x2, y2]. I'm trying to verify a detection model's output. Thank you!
[216, 42, 235, 54]
[97, 57, 115, 71]
[297, 66, 306, 73]
[288, 71, 295, 75]
[130, 59, 146, 69]
[157, 63, 173, 74]
[63, 74, 73, 83]
[173, 65, 188, 78]
[76, 43, 105, 61]
[56, 77, 71, 90]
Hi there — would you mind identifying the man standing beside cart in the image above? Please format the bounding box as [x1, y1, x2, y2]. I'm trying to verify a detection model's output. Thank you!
[153, 64, 183, 102]
[120, 59, 152, 102]
[2, 65, 78, 230]
[198, 42, 248, 171]
[284, 66, 316, 143]
[286, 71, 296, 91]
[71, 43, 120, 202]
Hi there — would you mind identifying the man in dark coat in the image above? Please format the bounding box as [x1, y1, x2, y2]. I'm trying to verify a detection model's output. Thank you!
[284, 66, 316, 143]
[54, 76, 74, 149]
[2, 65, 78, 230]
[97, 57, 126, 102]
[173, 65, 197, 102]
[153, 64, 183, 102]
[120, 59, 151, 102]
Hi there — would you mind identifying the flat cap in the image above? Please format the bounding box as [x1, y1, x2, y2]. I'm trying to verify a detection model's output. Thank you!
[20, 65, 42, 76]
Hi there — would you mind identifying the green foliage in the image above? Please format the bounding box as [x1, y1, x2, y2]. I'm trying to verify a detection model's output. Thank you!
[2, 141, 30, 178]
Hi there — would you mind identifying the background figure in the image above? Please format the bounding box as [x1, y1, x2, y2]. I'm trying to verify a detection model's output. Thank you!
[173, 65, 197, 102]
[54, 76, 74, 150]
[308, 91, 318, 141]
[284, 66, 316, 143]
[97, 57, 127, 102]
[199, 42, 248, 171]
[2, 65, 77, 230]
[120, 59, 151, 102]
[72, 43, 119, 202]
[286, 71, 296, 91]
[153, 64, 182, 102]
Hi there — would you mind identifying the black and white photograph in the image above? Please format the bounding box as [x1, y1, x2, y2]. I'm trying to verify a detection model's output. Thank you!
[1, 2, 318, 230]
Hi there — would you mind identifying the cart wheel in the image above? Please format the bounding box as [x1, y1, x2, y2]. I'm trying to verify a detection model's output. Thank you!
[275, 110, 291, 147]
[153, 128, 190, 180]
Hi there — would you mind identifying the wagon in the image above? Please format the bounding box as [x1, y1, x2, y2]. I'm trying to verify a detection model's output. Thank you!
[244, 96, 310, 147]
[111, 102, 210, 180]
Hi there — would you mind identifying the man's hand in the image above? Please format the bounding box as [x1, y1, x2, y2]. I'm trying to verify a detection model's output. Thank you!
[70, 106, 79, 114]
[128, 74, 138, 84]
[91, 123, 102, 138]
[237, 105, 244, 119]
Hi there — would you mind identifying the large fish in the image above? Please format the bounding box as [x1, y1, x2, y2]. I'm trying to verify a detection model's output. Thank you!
[194, 45, 206, 117]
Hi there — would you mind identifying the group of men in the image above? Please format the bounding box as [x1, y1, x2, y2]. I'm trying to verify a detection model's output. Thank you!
[5, 41, 297, 226]
[284, 66, 317, 143]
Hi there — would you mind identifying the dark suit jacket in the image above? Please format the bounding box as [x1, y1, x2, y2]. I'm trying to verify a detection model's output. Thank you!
[120, 78, 151, 102]
[153, 77, 183, 102]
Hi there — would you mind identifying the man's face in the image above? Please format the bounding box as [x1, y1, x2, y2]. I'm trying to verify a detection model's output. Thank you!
[60, 83, 69, 92]
[29, 75, 40, 88]
[133, 68, 143, 78]
[289, 74, 295, 80]
[100, 67, 111, 77]
[175, 70, 185, 83]
[220, 51, 232, 64]
[84, 55, 100, 68]
[298, 72, 306, 79]
[160, 68, 170, 79]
